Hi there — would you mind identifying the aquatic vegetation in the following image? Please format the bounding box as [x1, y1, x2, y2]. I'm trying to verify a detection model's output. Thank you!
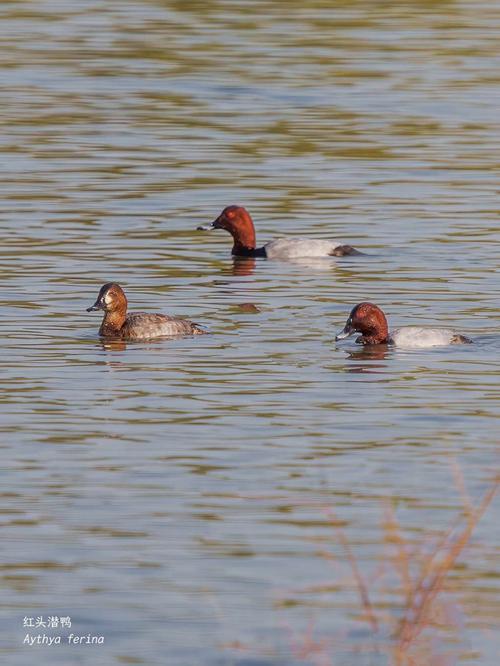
[223, 469, 498, 665]
[311, 473, 497, 665]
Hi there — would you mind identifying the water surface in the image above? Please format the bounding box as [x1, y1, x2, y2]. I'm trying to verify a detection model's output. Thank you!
[0, 1, 499, 665]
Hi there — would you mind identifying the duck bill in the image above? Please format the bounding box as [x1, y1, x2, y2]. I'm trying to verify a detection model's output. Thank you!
[196, 215, 223, 231]
[335, 320, 356, 341]
[86, 299, 104, 312]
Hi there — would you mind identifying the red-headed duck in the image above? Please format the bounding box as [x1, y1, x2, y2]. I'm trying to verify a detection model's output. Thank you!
[87, 283, 205, 340]
[335, 302, 472, 348]
[197, 205, 363, 259]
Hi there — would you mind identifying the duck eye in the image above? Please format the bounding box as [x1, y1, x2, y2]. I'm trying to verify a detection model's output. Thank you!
[226, 210, 235, 219]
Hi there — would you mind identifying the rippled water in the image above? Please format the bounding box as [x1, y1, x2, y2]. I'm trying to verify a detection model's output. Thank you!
[1, 1, 499, 665]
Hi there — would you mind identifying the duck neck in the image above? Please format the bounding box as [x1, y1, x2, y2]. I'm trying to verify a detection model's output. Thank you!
[356, 317, 389, 345]
[358, 323, 389, 345]
[232, 245, 266, 257]
[230, 210, 257, 255]
[358, 332, 389, 345]
[99, 309, 127, 337]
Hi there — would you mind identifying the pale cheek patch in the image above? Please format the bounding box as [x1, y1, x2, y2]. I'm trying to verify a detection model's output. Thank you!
[104, 292, 114, 305]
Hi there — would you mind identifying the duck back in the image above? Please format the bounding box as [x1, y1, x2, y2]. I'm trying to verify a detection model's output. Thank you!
[264, 238, 343, 259]
[122, 313, 204, 340]
[389, 327, 471, 348]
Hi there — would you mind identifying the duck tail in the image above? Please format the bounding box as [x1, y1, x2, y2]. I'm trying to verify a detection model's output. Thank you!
[330, 244, 364, 257]
[451, 334, 473, 344]
[192, 323, 207, 335]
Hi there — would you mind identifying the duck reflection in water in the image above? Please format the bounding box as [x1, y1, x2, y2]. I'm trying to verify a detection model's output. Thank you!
[231, 256, 256, 277]
[228, 254, 341, 276]
[343, 345, 391, 372]
[98, 338, 127, 352]
[97, 336, 183, 353]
